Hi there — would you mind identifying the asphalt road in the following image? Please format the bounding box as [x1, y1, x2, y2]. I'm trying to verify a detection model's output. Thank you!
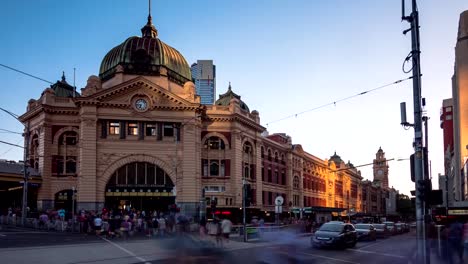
[0, 226, 447, 264]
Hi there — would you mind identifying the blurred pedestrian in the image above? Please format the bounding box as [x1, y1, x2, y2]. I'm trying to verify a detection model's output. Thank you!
[221, 218, 233, 245]
[199, 216, 207, 237]
[448, 219, 464, 264]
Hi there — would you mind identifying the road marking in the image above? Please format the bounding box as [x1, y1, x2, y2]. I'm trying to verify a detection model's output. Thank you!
[298, 251, 361, 264]
[348, 249, 406, 259]
[100, 237, 151, 264]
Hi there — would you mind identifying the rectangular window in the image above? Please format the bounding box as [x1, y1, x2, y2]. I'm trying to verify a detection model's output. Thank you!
[109, 122, 120, 135]
[268, 192, 273, 205]
[202, 159, 208, 177]
[65, 157, 76, 174]
[128, 122, 138, 135]
[268, 168, 272, 182]
[146, 123, 157, 136]
[163, 124, 174, 137]
[281, 171, 286, 185]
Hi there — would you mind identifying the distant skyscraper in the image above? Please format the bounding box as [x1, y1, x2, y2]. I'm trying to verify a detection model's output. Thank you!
[191, 60, 216, 105]
[452, 10, 468, 200]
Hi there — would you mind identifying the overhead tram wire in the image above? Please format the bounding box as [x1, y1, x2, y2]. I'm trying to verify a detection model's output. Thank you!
[265, 76, 414, 126]
[0, 63, 54, 85]
[0, 128, 22, 135]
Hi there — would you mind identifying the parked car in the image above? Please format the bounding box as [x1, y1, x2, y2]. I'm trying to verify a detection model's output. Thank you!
[374, 224, 390, 238]
[383, 221, 396, 235]
[311, 222, 357, 249]
[354, 224, 377, 241]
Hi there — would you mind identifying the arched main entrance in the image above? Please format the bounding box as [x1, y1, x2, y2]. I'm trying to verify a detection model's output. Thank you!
[105, 162, 175, 212]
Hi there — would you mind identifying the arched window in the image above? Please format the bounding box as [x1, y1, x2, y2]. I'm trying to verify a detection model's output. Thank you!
[204, 136, 225, 150]
[281, 154, 285, 164]
[107, 162, 174, 187]
[59, 131, 78, 145]
[274, 152, 279, 163]
[267, 149, 272, 161]
[261, 147, 264, 158]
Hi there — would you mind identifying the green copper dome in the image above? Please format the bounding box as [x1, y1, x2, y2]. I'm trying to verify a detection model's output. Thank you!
[215, 83, 250, 112]
[99, 15, 191, 85]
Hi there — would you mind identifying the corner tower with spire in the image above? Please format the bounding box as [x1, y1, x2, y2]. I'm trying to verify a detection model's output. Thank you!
[373, 147, 389, 188]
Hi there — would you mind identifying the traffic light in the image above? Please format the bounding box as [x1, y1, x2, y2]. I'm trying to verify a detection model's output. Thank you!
[244, 184, 252, 207]
[416, 179, 432, 201]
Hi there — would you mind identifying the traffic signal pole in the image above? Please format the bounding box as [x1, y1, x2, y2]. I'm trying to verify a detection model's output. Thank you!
[402, 0, 428, 263]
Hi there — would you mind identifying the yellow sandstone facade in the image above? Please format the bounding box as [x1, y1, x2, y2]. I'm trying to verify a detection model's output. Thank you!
[18, 13, 378, 222]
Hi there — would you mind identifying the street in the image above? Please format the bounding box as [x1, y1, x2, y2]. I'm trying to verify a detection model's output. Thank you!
[0, 226, 443, 264]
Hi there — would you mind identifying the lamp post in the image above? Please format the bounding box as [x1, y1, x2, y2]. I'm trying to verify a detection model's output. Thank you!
[0, 107, 30, 226]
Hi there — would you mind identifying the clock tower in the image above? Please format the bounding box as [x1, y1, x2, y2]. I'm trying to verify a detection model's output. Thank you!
[373, 147, 389, 188]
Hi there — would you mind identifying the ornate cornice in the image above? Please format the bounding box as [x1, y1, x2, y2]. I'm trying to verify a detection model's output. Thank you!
[75, 76, 199, 110]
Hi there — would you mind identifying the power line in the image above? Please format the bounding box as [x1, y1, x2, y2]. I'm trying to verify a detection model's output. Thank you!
[0, 63, 53, 84]
[0, 106, 20, 120]
[265, 76, 414, 126]
[0, 140, 24, 149]
[0, 128, 22, 135]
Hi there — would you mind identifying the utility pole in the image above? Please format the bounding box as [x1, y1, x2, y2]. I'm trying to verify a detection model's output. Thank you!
[21, 122, 30, 226]
[402, 0, 428, 263]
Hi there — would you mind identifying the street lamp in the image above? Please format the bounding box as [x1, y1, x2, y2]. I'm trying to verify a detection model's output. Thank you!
[0, 107, 30, 226]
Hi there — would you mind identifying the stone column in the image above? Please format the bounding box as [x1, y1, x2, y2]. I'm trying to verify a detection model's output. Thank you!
[177, 120, 201, 218]
[37, 123, 54, 210]
[77, 106, 100, 211]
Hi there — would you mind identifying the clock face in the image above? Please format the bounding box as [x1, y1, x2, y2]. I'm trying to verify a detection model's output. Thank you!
[135, 98, 148, 111]
[377, 169, 383, 176]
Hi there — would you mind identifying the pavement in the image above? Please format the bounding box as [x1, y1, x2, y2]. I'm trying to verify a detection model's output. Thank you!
[0, 225, 463, 264]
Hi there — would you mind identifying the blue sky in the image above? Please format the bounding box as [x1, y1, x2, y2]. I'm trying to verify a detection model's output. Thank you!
[1, 0, 468, 196]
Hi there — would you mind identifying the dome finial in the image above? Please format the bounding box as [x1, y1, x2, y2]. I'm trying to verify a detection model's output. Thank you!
[148, 0, 152, 23]
[61, 71, 66, 82]
[228, 81, 231, 90]
[141, 0, 158, 38]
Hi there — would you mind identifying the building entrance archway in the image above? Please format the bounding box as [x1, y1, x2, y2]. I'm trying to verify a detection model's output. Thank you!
[105, 162, 175, 213]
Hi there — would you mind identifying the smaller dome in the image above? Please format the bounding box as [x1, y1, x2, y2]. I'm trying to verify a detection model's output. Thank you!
[215, 83, 250, 111]
[329, 152, 343, 165]
[47, 72, 80, 98]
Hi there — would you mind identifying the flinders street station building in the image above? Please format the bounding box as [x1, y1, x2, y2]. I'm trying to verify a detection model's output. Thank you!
[6, 13, 397, 222]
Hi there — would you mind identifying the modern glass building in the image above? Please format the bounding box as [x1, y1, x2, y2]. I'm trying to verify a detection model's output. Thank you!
[191, 60, 216, 105]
